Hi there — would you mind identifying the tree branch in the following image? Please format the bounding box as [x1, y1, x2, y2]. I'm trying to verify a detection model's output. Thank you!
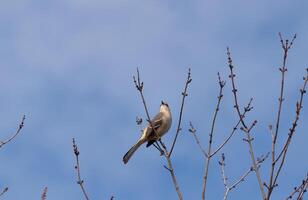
[227, 47, 266, 199]
[0, 187, 8, 198]
[267, 33, 297, 199]
[189, 122, 207, 157]
[210, 98, 253, 158]
[219, 153, 269, 200]
[133, 68, 183, 200]
[202, 72, 225, 200]
[285, 173, 308, 200]
[169, 68, 192, 157]
[40, 187, 48, 200]
[270, 68, 307, 197]
[72, 138, 90, 200]
[0, 115, 25, 148]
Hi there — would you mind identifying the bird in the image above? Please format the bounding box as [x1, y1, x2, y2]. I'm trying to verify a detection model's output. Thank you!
[123, 101, 172, 164]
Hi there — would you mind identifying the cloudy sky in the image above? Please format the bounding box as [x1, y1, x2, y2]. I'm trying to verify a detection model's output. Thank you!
[0, 0, 307, 199]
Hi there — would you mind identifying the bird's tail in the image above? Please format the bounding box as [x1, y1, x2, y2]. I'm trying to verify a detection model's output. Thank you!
[123, 140, 144, 164]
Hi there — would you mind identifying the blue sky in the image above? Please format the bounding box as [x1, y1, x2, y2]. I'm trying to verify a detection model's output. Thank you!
[0, 0, 307, 199]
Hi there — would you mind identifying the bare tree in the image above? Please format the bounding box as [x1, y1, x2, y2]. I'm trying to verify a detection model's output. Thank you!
[187, 33, 307, 200]
[71, 33, 307, 200]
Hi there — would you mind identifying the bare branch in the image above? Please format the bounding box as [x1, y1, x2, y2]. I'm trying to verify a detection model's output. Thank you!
[219, 153, 250, 200]
[133, 68, 152, 127]
[219, 153, 269, 200]
[275, 68, 307, 164]
[169, 68, 192, 157]
[210, 121, 239, 158]
[231, 153, 269, 191]
[267, 33, 297, 199]
[40, 187, 48, 200]
[227, 47, 266, 199]
[202, 72, 225, 200]
[219, 153, 228, 187]
[268, 68, 308, 197]
[229, 168, 251, 190]
[0, 116, 25, 198]
[210, 98, 253, 158]
[72, 138, 90, 200]
[133, 68, 183, 200]
[0, 187, 8, 198]
[286, 173, 308, 200]
[189, 122, 207, 157]
[133, 68, 164, 152]
[0, 115, 25, 148]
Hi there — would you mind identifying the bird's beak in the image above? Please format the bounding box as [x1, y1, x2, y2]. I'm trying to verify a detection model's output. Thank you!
[161, 100, 165, 105]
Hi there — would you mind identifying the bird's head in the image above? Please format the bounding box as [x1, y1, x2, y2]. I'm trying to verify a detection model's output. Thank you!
[160, 100, 170, 112]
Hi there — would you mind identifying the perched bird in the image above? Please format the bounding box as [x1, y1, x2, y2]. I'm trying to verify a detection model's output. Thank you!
[123, 101, 172, 164]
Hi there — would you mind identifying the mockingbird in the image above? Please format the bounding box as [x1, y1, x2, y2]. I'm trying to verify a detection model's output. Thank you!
[123, 101, 172, 164]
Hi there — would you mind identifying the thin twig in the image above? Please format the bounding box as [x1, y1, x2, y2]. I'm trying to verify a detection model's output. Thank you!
[220, 153, 228, 188]
[219, 153, 269, 200]
[219, 153, 251, 200]
[169, 68, 192, 157]
[41, 187, 48, 200]
[133, 68, 152, 127]
[285, 173, 308, 200]
[275, 68, 307, 163]
[202, 73, 225, 200]
[189, 122, 207, 157]
[267, 33, 297, 199]
[0, 187, 8, 198]
[227, 47, 266, 200]
[297, 181, 308, 200]
[269, 68, 308, 198]
[210, 98, 253, 158]
[133, 68, 183, 200]
[0, 115, 25, 148]
[72, 138, 90, 200]
[133, 68, 164, 153]
[210, 120, 239, 158]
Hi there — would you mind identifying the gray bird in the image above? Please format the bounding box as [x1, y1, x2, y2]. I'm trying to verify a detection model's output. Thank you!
[123, 101, 172, 164]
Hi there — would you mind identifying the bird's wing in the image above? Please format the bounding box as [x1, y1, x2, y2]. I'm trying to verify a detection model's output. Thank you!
[145, 112, 163, 147]
[149, 112, 163, 130]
